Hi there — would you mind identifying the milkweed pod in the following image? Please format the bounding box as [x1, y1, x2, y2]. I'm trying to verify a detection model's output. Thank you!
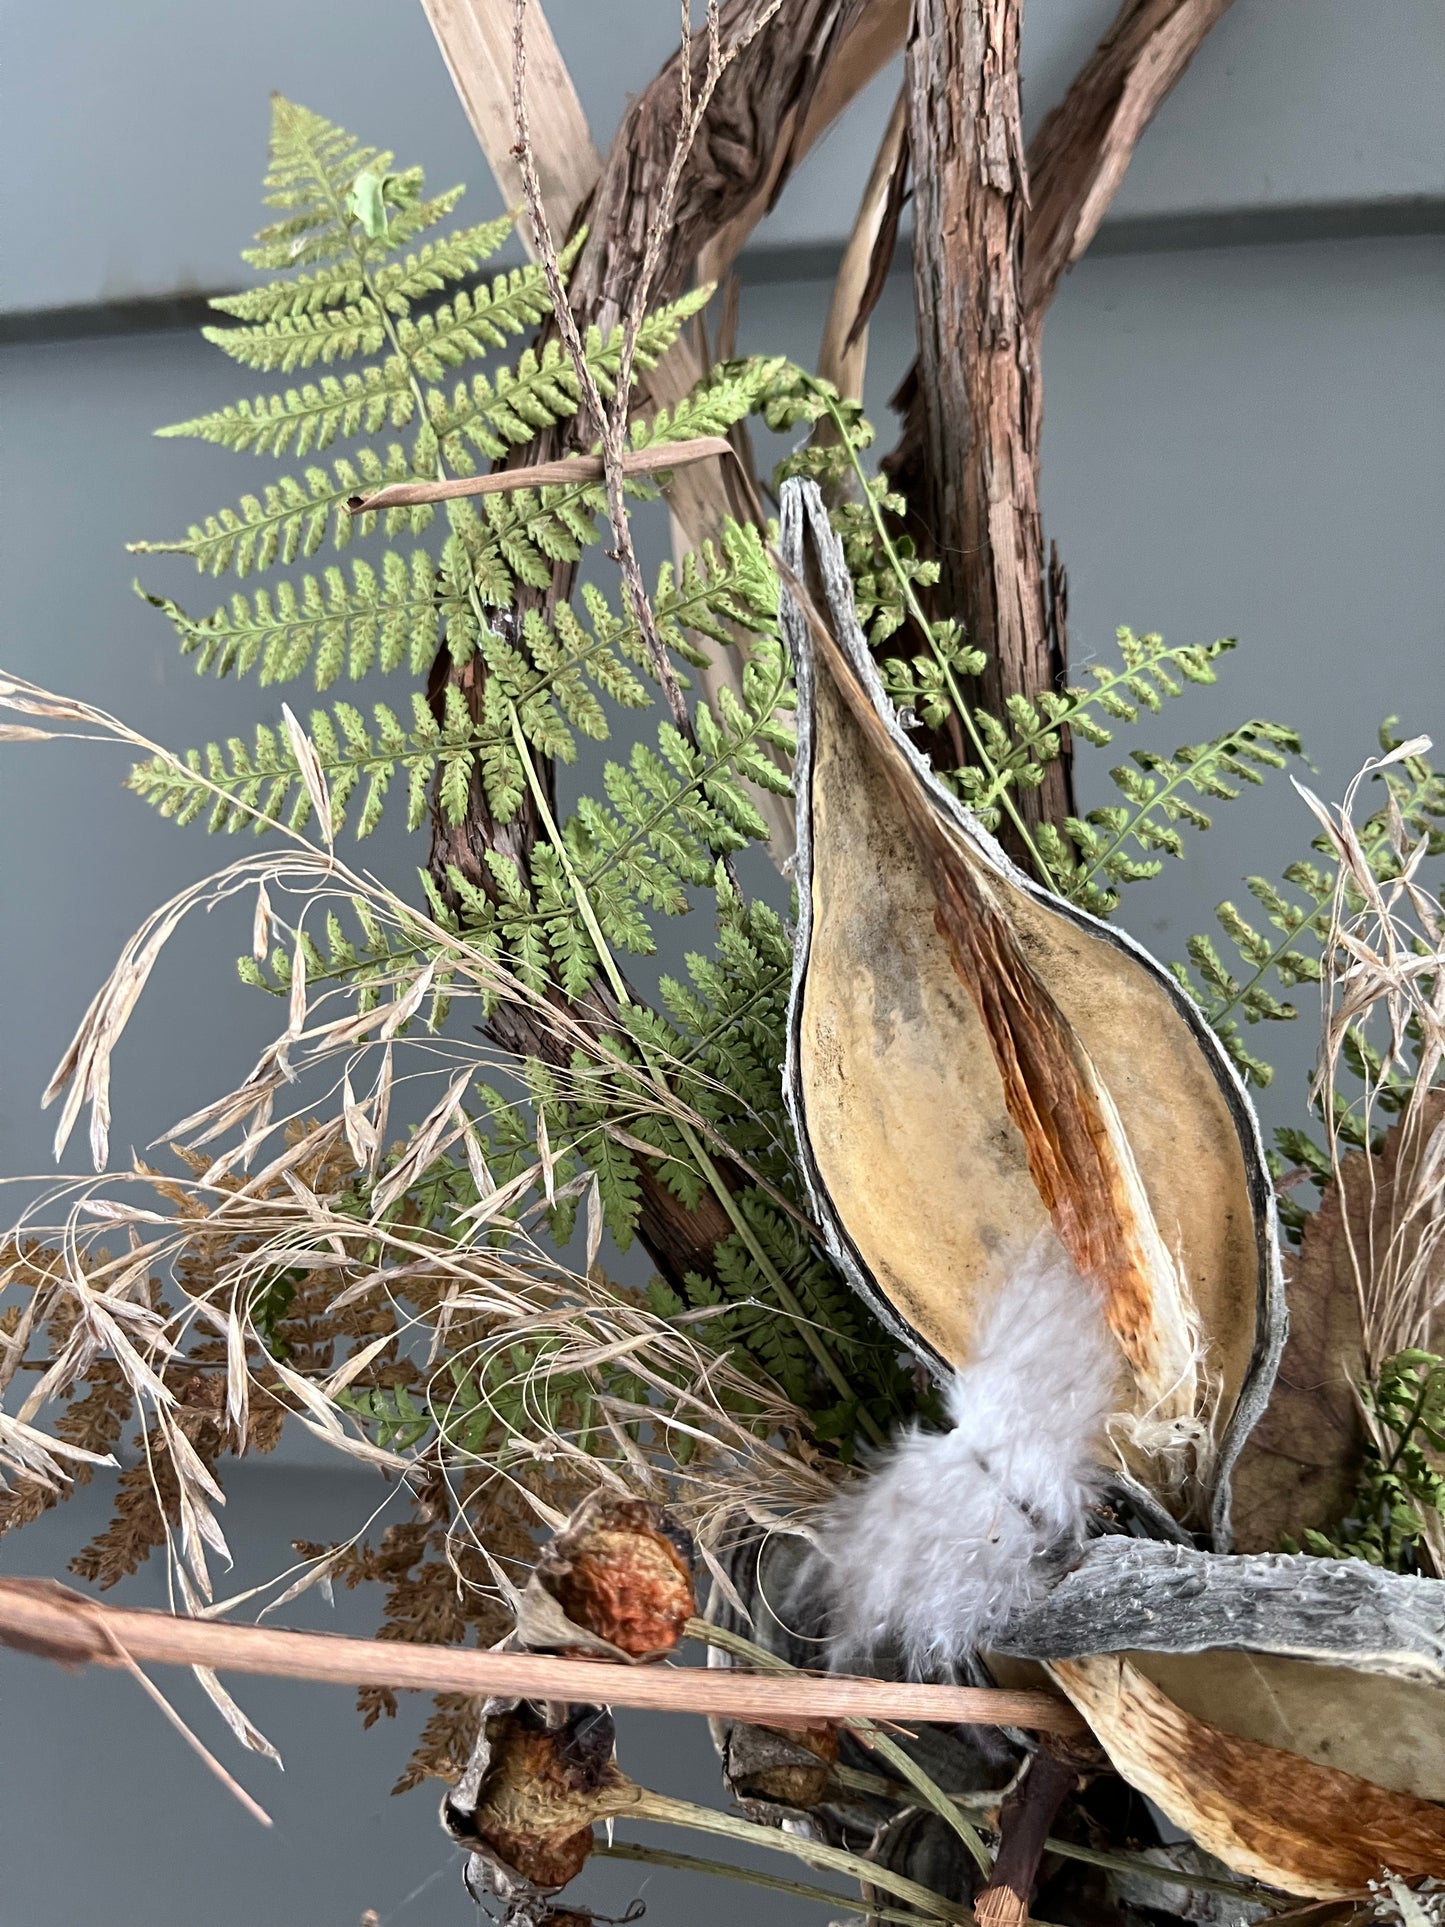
[997, 1541, 1445, 1897]
[777, 480, 1283, 1541]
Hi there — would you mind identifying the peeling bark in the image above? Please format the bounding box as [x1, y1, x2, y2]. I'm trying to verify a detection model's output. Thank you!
[889, 0, 1235, 850]
[905, 0, 1060, 846]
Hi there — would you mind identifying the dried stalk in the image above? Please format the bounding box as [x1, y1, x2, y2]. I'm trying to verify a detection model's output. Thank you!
[608, 1787, 979, 1924]
[0, 1577, 1084, 1733]
[419, 0, 599, 255]
[346, 437, 733, 513]
[973, 1746, 1080, 1927]
[595, 1841, 972, 1927]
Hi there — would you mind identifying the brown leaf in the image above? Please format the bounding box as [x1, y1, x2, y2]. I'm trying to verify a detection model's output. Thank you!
[1231, 1090, 1445, 1555]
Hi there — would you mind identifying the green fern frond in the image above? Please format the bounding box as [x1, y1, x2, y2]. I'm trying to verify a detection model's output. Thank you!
[241, 100, 403, 271]
[1175, 730, 1445, 1094]
[427, 290, 709, 468]
[131, 447, 430, 576]
[368, 213, 519, 309]
[207, 212, 514, 324]
[157, 367, 411, 459]
[139, 549, 443, 687]
[1065, 717, 1302, 910]
[127, 686, 481, 838]
[137, 288, 716, 576]
[202, 302, 388, 374]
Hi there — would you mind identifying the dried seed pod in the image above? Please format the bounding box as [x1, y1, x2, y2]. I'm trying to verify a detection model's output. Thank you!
[723, 1718, 839, 1813]
[1049, 1653, 1445, 1898]
[444, 1701, 633, 1897]
[777, 480, 1282, 1540]
[526, 1494, 696, 1661]
[998, 1539, 1445, 1895]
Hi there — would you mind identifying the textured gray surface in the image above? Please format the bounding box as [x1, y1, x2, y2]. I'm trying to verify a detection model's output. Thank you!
[1001, 1539, 1445, 1683]
[5, 0, 1444, 315]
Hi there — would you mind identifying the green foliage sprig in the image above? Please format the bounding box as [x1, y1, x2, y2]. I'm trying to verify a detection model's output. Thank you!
[1292, 1350, 1445, 1571]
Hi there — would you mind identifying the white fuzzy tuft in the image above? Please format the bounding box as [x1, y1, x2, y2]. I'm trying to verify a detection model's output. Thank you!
[807, 1250, 1118, 1675]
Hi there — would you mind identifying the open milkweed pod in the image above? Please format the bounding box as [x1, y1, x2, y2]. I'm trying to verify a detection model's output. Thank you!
[777, 480, 1282, 1540]
[995, 1539, 1445, 1895]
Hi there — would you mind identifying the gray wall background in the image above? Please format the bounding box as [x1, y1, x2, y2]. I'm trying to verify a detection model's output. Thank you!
[1, 4, 1442, 1923]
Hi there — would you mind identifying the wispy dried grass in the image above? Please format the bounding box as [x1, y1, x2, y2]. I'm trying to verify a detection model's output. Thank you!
[0, 671, 838, 1780]
[1297, 739, 1445, 1368]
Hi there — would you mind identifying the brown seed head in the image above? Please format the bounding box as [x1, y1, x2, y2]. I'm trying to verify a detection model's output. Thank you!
[450, 1702, 637, 1892]
[538, 1495, 696, 1659]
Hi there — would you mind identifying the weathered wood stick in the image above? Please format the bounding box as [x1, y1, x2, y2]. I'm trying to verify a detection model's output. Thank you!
[346, 437, 734, 514]
[0, 1576, 1084, 1733]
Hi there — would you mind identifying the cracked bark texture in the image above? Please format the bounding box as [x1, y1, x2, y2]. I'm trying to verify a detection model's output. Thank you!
[905, 0, 1060, 845]
[890, 0, 1234, 852]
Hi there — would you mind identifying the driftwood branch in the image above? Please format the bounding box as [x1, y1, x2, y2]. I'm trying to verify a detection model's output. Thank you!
[0, 1576, 1084, 1733]
[972, 1743, 1084, 1927]
[905, 0, 1061, 847]
[1023, 0, 1235, 321]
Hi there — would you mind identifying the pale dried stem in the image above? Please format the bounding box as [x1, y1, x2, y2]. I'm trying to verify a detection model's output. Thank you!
[0, 1577, 1083, 1733]
[347, 437, 733, 512]
[510, 0, 693, 739]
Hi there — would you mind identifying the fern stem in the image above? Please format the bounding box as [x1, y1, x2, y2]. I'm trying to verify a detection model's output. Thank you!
[506, 704, 630, 1008]
[808, 382, 1059, 894]
[507, 707, 882, 1444]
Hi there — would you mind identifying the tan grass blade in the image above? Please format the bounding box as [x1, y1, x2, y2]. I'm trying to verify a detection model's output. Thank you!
[421, 0, 600, 255]
[817, 86, 908, 406]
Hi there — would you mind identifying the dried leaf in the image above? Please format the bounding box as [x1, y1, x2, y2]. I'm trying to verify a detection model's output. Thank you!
[1233, 1091, 1445, 1554]
[280, 705, 333, 845]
